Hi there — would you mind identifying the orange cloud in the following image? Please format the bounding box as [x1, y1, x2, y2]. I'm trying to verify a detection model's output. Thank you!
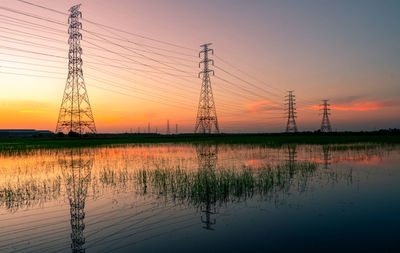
[245, 100, 281, 114]
[332, 102, 383, 111]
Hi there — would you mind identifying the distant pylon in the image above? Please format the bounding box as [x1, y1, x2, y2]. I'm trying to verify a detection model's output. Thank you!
[166, 120, 170, 135]
[148, 122, 150, 133]
[56, 4, 96, 134]
[285, 91, 297, 133]
[175, 124, 178, 134]
[195, 43, 220, 134]
[320, 100, 332, 132]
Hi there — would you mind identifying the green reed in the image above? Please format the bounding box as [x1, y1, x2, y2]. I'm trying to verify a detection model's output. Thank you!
[135, 162, 317, 206]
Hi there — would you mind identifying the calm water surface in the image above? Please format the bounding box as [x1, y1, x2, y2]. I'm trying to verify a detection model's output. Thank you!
[0, 143, 399, 252]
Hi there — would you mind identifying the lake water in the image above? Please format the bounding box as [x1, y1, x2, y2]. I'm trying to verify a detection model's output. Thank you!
[0, 143, 399, 252]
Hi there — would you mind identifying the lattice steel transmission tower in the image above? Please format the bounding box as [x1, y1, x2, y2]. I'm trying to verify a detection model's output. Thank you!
[166, 120, 170, 135]
[320, 100, 332, 132]
[195, 43, 220, 134]
[285, 91, 297, 133]
[56, 4, 96, 134]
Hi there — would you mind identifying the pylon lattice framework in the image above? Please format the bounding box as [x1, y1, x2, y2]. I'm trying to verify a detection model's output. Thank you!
[285, 91, 297, 133]
[320, 100, 332, 132]
[194, 43, 220, 134]
[56, 4, 96, 134]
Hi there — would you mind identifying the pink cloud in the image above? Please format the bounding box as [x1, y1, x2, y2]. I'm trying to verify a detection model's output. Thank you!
[245, 100, 281, 114]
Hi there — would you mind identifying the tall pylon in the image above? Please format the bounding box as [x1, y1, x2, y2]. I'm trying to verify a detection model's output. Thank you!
[195, 43, 220, 134]
[320, 100, 332, 132]
[285, 91, 297, 133]
[56, 4, 96, 135]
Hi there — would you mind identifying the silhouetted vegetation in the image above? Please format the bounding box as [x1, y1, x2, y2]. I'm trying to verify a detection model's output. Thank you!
[0, 130, 399, 152]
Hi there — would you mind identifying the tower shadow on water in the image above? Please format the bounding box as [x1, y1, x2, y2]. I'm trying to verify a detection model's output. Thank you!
[196, 144, 218, 230]
[60, 149, 93, 253]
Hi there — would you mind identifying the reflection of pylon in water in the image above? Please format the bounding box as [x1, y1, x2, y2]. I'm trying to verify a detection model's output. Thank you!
[60, 149, 93, 253]
[196, 144, 218, 171]
[201, 202, 216, 230]
[322, 146, 331, 170]
[286, 144, 297, 176]
[196, 144, 218, 230]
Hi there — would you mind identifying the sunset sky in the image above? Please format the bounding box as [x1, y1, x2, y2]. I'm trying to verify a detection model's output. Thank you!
[0, 0, 399, 133]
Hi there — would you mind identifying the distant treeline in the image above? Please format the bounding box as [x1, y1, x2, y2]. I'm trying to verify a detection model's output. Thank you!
[0, 129, 399, 151]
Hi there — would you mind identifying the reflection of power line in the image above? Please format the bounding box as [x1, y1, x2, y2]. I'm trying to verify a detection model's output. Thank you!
[196, 144, 218, 230]
[60, 149, 93, 253]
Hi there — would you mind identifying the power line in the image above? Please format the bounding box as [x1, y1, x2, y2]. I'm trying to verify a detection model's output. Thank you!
[214, 75, 281, 105]
[1, 4, 287, 109]
[14, 0, 197, 52]
[0, 5, 66, 26]
[214, 54, 286, 95]
[83, 30, 193, 75]
[0, 71, 64, 79]
[214, 65, 282, 99]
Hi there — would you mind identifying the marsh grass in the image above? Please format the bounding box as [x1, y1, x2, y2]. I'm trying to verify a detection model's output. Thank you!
[0, 178, 62, 212]
[135, 162, 318, 207]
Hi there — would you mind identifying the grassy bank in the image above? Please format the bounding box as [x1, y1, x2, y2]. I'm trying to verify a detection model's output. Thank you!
[0, 132, 399, 151]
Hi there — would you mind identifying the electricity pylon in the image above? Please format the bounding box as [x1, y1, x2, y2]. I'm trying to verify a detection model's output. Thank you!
[166, 120, 170, 135]
[56, 4, 96, 135]
[320, 100, 332, 132]
[195, 43, 220, 134]
[285, 91, 297, 133]
[60, 149, 93, 253]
